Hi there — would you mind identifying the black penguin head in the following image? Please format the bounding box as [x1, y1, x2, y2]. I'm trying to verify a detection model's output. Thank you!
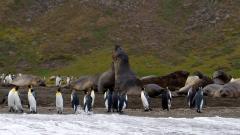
[57, 87, 61, 92]
[15, 86, 19, 91]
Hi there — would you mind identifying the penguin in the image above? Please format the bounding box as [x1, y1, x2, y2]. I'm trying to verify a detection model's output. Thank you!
[13, 87, 23, 113]
[167, 87, 172, 110]
[187, 87, 196, 108]
[104, 89, 113, 112]
[90, 88, 95, 108]
[193, 87, 204, 113]
[4, 74, 13, 85]
[161, 87, 172, 111]
[56, 88, 63, 114]
[71, 89, 79, 113]
[141, 88, 151, 111]
[8, 86, 17, 112]
[118, 94, 128, 113]
[28, 85, 37, 113]
[55, 75, 62, 87]
[83, 91, 92, 113]
[66, 76, 71, 86]
[112, 91, 119, 112]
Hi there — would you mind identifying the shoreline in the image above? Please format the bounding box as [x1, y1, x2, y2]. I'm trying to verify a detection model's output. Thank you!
[0, 106, 240, 118]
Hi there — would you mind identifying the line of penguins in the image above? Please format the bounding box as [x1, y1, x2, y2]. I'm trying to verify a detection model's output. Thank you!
[7, 85, 204, 114]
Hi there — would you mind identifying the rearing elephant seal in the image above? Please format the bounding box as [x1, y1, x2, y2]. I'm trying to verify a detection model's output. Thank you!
[112, 45, 142, 95]
[97, 62, 115, 93]
[141, 71, 189, 91]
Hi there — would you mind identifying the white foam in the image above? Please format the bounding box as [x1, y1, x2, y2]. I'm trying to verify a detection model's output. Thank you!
[0, 114, 239, 135]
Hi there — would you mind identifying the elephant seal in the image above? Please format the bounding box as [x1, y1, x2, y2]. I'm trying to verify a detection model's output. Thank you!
[97, 63, 115, 93]
[141, 71, 189, 91]
[178, 76, 201, 94]
[217, 79, 240, 98]
[71, 75, 99, 91]
[212, 70, 231, 85]
[185, 72, 212, 108]
[140, 75, 157, 80]
[11, 74, 46, 87]
[144, 84, 164, 98]
[202, 84, 222, 97]
[112, 45, 142, 95]
[189, 72, 213, 95]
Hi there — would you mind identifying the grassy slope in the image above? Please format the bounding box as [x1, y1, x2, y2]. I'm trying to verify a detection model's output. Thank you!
[0, 0, 240, 77]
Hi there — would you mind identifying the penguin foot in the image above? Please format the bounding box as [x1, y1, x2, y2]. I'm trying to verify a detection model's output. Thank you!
[144, 109, 150, 112]
[118, 111, 124, 114]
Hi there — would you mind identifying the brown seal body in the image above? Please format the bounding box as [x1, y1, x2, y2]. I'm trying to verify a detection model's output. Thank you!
[144, 84, 164, 97]
[112, 45, 142, 95]
[141, 71, 189, 91]
[178, 76, 200, 94]
[11, 74, 46, 87]
[97, 63, 115, 93]
[212, 70, 231, 85]
[203, 84, 222, 97]
[71, 75, 99, 91]
[217, 79, 240, 98]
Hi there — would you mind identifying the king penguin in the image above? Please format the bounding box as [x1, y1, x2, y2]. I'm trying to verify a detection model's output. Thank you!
[141, 88, 151, 111]
[90, 88, 95, 108]
[112, 91, 119, 112]
[118, 93, 128, 113]
[83, 91, 92, 113]
[56, 88, 63, 114]
[187, 87, 196, 108]
[161, 87, 172, 111]
[28, 85, 37, 113]
[193, 87, 204, 113]
[71, 89, 79, 113]
[104, 89, 113, 112]
[13, 86, 23, 113]
[8, 86, 17, 112]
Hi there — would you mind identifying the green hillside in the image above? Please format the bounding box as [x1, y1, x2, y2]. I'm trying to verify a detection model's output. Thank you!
[0, 0, 240, 77]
